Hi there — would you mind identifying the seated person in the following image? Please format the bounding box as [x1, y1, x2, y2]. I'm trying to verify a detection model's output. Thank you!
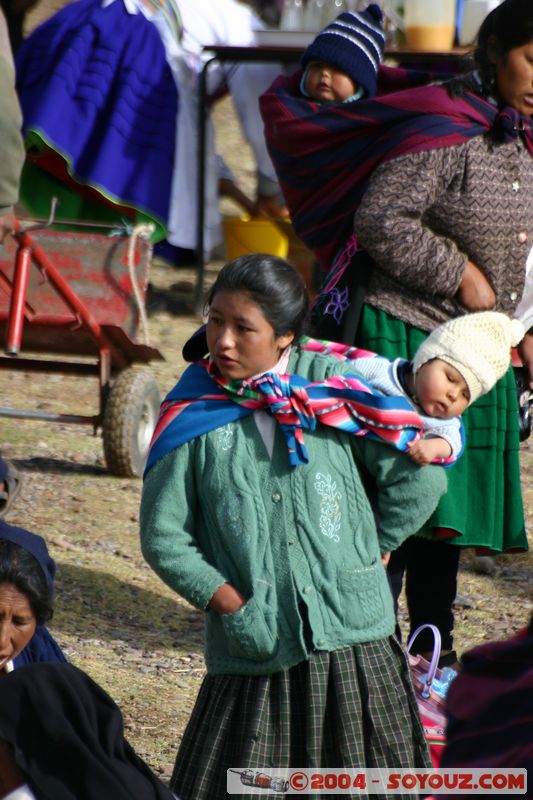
[353, 311, 524, 464]
[300, 3, 385, 104]
[0, 520, 66, 674]
[0, 662, 176, 799]
[436, 615, 533, 799]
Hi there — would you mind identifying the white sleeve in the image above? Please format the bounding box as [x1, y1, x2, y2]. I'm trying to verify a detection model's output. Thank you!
[422, 416, 464, 460]
[350, 356, 398, 395]
[227, 63, 283, 190]
[3, 786, 38, 800]
[514, 246, 533, 331]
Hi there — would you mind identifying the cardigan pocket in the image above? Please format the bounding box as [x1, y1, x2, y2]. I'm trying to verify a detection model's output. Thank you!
[221, 596, 278, 662]
[338, 562, 385, 630]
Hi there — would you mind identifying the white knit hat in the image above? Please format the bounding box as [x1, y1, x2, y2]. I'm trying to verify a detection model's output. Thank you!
[412, 312, 525, 404]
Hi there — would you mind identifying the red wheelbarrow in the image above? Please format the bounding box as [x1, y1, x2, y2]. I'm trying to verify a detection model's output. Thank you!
[0, 218, 164, 477]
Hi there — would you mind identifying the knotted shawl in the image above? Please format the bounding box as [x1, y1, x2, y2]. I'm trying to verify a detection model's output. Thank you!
[145, 337, 429, 475]
[259, 66, 533, 271]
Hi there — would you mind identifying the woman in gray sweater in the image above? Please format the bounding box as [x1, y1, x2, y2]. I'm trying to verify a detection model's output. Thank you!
[352, 0, 532, 668]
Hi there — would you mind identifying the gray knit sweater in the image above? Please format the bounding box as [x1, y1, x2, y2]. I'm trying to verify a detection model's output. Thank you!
[354, 128, 533, 333]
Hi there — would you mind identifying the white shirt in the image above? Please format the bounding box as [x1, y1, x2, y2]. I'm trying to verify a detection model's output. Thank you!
[103, 0, 281, 253]
[514, 246, 533, 332]
[3, 788, 37, 800]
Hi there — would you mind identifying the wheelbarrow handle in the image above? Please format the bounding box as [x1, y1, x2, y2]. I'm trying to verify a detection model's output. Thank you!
[16, 196, 59, 234]
[5, 241, 32, 356]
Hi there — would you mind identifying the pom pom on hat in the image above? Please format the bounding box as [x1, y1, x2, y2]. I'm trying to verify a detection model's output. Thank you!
[412, 312, 525, 404]
[301, 4, 385, 98]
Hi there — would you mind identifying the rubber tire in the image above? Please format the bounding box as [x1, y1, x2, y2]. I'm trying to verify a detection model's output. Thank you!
[102, 368, 161, 478]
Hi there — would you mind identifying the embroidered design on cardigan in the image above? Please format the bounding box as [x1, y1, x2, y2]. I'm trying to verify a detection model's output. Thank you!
[215, 424, 235, 452]
[314, 472, 341, 543]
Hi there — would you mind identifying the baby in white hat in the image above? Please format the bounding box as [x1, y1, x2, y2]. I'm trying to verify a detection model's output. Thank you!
[354, 311, 525, 465]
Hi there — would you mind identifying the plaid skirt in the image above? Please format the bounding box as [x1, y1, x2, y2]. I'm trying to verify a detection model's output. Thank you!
[171, 638, 430, 800]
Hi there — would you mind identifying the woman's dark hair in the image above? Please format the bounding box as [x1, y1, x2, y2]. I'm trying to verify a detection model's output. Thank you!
[474, 0, 533, 94]
[206, 254, 309, 342]
[0, 540, 54, 624]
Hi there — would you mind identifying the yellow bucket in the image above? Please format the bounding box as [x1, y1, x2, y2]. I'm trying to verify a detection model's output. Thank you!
[223, 216, 289, 261]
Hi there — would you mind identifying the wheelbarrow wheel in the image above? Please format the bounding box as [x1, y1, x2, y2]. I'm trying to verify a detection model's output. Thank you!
[102, 368, 161, 478]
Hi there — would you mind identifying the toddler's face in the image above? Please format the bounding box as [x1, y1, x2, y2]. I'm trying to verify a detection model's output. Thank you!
[414, 359, 470, 419]
[305, 60, 357, 103]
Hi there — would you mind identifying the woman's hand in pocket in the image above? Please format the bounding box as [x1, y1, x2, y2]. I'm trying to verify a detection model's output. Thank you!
[456, 260, 496, 311]
[209, 583, 247, 614]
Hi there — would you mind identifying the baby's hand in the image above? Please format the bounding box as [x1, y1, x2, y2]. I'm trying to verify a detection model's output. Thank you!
[407, 437, 451, 465]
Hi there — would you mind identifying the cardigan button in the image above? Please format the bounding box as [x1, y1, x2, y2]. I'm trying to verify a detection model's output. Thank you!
[518, 231, 528, 244]
[317, 639, 325, 647]
[510, 291, 518, 301]
[272, 492, 281, 503]
[287, 538, 295, 545]
[303, 585, 313, 594]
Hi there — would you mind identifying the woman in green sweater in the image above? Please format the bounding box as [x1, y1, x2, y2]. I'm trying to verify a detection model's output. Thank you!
[140, 254, 447, 800]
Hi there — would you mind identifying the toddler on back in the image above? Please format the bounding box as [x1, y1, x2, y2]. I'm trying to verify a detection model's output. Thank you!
[300, 4, 385, 104]
[354, 312, 525, 465]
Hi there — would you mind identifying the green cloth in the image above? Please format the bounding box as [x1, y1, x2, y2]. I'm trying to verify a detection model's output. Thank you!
[357, 304, 527, 553]
[140, 346, 447, 676]
[19, 160, 166, 242]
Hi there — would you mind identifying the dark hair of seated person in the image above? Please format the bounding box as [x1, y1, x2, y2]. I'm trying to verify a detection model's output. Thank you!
[0, 540, 54, 624]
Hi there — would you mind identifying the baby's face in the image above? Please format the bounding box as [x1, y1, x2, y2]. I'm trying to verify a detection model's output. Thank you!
[305, 61, 357, 103]
[414, 359, 471, 419]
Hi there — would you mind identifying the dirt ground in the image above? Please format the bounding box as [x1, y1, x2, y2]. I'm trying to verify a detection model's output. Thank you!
[2, 1, 533, 783]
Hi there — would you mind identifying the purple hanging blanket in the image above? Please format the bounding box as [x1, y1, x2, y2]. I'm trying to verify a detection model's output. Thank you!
[15, 0, 178, 229]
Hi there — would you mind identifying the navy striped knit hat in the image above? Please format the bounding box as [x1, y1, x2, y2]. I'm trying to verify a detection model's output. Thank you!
[301, 4, 385, 98]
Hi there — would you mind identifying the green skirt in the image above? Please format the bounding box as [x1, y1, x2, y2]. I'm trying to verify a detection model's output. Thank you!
[357, 305, 527, 552]
[171, 639, 430, 800]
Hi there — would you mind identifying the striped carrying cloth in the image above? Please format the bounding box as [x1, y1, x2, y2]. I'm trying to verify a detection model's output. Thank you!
[259, 66, 533, 272]
[145, 337, 426, 474]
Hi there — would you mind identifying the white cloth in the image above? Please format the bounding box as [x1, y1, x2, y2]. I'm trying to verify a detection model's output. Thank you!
[514, 246, 533, 332]
[253, 346, 292, 458]
[3, 787, 37, 800]
[166, 0, 281, 252]
[353, 356, 463, 458]
[106, 0, 281, 253]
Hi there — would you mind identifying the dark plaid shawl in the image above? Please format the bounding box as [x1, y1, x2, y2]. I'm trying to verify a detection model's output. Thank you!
[259, 65, 533, 271]
[0, 663, 175, 799]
